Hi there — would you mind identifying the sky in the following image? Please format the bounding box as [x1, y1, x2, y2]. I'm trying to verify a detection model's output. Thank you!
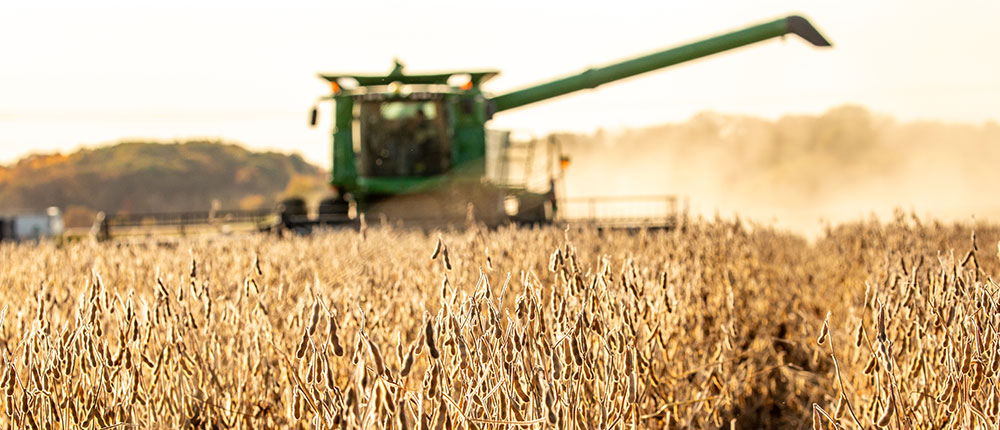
[1, 0, 999, 169]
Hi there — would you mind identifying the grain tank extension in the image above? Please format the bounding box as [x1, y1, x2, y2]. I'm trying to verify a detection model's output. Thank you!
[305, 15, 830, 227]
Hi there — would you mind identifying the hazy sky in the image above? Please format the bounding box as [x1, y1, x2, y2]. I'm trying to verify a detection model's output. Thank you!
[1, 0, 998, 168]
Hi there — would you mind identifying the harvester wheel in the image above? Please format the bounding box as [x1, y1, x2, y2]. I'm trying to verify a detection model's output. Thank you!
[542, 199, 554, 223]
[277, 197, 308, 229]
[516, 197, 553, 226]
[318, 196, 351, 225]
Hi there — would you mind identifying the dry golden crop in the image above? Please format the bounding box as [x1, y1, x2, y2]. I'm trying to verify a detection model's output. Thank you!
[0, 215, 997, 429]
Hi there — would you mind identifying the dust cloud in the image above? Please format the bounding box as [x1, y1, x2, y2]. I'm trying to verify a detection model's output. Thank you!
[555, 105, 1000, 236]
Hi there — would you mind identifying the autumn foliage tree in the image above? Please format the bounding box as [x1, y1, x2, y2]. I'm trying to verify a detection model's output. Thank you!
[0, 140, 322, 224]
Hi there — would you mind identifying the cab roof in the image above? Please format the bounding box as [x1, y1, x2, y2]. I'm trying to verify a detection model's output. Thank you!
[319, 60, 499, 88]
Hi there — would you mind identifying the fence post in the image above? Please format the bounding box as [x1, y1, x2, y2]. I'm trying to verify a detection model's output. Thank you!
[666, 196, 672, 226]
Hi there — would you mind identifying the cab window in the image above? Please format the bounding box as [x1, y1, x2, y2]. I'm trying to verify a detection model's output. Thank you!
[358, 100, 449, 177]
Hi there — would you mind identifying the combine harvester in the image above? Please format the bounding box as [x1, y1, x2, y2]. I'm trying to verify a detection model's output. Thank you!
[102, 14, 831, 236]
[296, 14, 830, 229]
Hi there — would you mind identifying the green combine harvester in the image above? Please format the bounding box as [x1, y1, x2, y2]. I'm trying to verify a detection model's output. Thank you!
[283, 14, 832, 229]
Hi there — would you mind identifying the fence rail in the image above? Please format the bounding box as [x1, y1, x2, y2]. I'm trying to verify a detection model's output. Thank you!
[106, 209, 274, 228]
[557, 195, 681, 228]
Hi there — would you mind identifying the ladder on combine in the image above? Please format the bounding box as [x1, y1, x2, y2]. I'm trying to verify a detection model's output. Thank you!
[496, 139, 534, 187]
[489, 131, 571, 193]
[487, 130, 551, 192]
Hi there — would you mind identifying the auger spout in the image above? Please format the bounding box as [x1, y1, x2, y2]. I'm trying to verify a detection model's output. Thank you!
[490, 15, 830, 113]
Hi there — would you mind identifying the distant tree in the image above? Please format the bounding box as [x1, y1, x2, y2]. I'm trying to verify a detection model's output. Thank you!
[0, 140, 323, 214]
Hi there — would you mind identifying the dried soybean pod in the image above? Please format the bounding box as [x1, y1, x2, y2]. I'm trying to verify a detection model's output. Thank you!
[433, 399, 447, 430]
[817, 314, 830, 345]
[442, 246, 452, 271]
[548, 249, 561, 272]
[296, 331, 309, 359]
[431, 237, 443, 260]
[292, 387, 304, 420]
[368, 337, 387, 376]
[877, 395, 895, 427]
[971, 361, 985, 391]
[855, 322, 865, 348]
[863, 355, 877, 374]
[308, 301, 320, 335]
[401, 342, 416, 377]
[426, 319, 440, 359]
[570, 336, 583, 366]
[835, 394, 847, 419]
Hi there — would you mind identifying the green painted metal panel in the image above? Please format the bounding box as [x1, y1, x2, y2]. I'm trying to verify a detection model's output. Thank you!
[357, 175, 447, 194]
[331, 96, 356, 188]
[449, 92, 488, 177]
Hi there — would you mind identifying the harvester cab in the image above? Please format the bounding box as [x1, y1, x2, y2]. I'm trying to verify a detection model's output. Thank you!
[307, 14, 831, 229]
[311, 62, 536, 226]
